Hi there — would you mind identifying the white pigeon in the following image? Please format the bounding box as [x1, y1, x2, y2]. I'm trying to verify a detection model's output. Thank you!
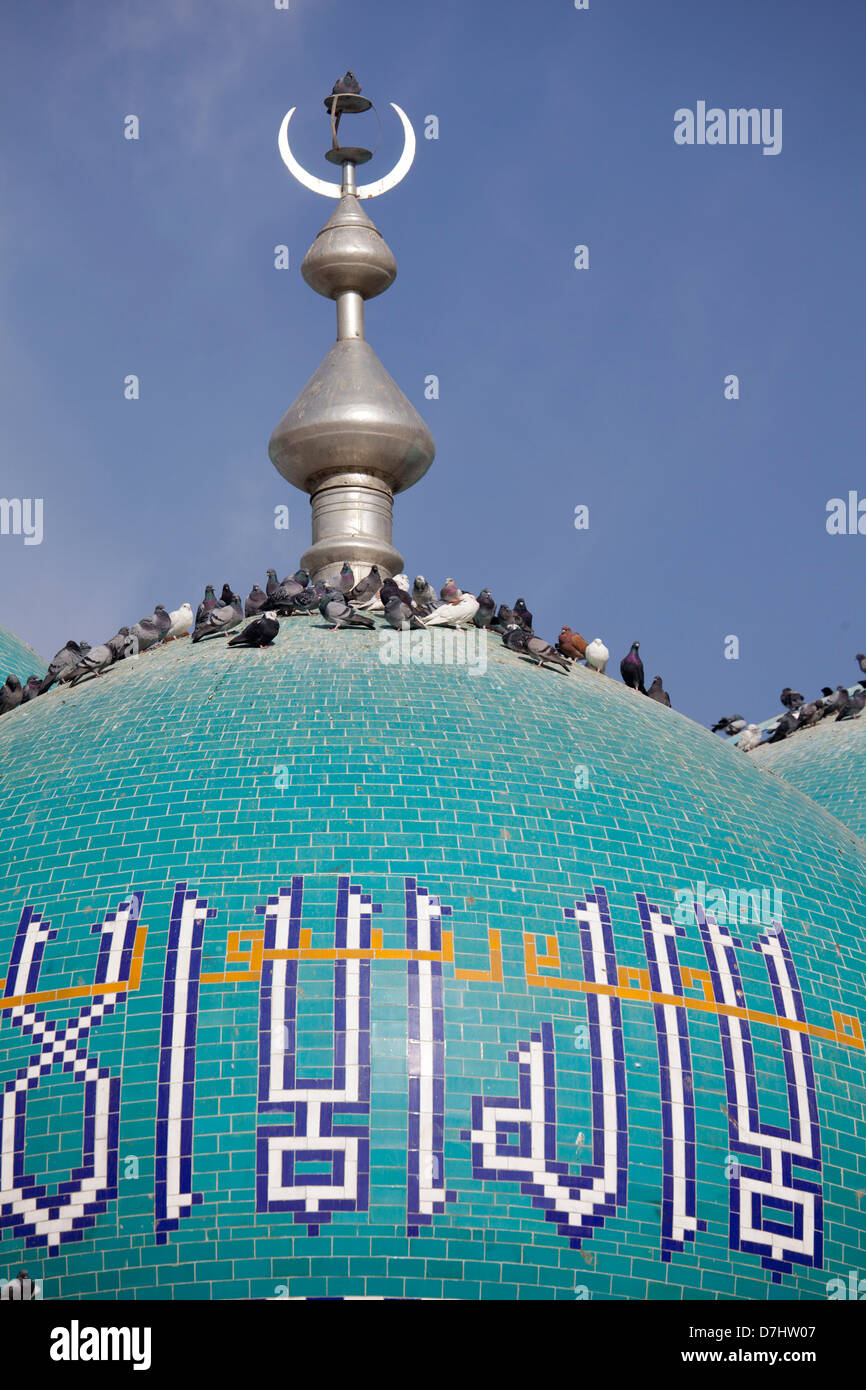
[424, 590, 480, 627]
[584, 638, 609, 674]
[738, 724, 762, 752]
[167, 603, 194, 640]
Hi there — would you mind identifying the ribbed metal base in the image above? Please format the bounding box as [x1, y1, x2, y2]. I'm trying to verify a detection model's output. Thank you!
[300, 471, 404, 584]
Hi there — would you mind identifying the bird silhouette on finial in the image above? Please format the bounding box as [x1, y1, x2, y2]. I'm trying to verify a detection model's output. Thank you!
[329, 71, 362, 144]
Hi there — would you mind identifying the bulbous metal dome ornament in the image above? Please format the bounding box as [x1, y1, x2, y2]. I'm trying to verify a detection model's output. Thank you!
[269, 80, 434, 585]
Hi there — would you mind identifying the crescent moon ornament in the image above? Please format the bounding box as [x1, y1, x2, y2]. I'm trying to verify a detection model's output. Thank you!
[278, 103, 416, 200]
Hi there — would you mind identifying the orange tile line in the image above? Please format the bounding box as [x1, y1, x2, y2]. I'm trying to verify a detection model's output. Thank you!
[0, 925, 148, 1010]
[522, 934, 864, 1051]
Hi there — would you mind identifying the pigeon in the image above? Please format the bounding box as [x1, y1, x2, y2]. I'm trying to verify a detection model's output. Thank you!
[266, 569, 307, 613]
[346, 565, 382, 607]
[20, 674, 43, 703]
[768, 711, 800, 742]
[384, 594, 426, 631]
[330, 71, 361, 139]
[66, 643, 116, 685]
[245, 584, 269, 618]
[513, 599, 533, 631]
[473, 590, 496, 628]
[106, 628, 131, 662]
[780, 688, 804, 711]
[797, 700, 823, 729]
[620, 642, 646, 693]
[38, 641, 88, 694]
[288, 587, 320, 614]
[711, 715, 746, 736]
[645, 676, 671, 707]
[857, 654, 866, 676]
[227, 617, 280, 648]
[439, 577, 460, 602]
[129, 613, 164, 653]
[584, 638, 609, 674]
[191, 592, 243, 643]
[332, 71, 361, 96]
[413, 576, 438, 611]
[493, 604, 518, 632]
[195, 586, 218, 625]
[166, 603, 193, 640]
[424, 591, 479, 627]
[0, 675, 23, 714]
[339, 563, 355, 593]
[821, 686, 849, 718]
[319, 590, 375, 630]
[520, 632, 570, 672]
[557, 627, 586, 661]
[502, 624, 529, 654]
[837, 689, 866, 721]
[738, 724, 762, 752]
[380, 575, 414, 610]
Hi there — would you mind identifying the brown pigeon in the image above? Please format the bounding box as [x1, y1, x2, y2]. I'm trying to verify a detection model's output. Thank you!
[557, 626, 587, 661]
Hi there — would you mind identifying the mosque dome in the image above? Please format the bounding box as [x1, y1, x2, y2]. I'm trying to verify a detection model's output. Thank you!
[751, 714, 866, 839]
[0, 622, 46, 682]
[0, 624, 864, 1301]
[1, 86, 864, 1307]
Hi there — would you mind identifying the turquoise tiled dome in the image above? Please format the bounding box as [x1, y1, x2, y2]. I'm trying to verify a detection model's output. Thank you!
[752, 718, 866, 840]
[1, 623, 864, 1301]
[0, 622, 46, 682]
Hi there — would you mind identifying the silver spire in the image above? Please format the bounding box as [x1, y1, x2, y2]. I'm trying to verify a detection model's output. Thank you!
[268, 89, 435, 584]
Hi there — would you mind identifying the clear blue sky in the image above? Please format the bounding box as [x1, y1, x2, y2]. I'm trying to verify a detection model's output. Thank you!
[1, 0, 864, 726]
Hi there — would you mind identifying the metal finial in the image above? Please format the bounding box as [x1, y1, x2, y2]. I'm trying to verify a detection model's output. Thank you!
[269, 86, 434, 584]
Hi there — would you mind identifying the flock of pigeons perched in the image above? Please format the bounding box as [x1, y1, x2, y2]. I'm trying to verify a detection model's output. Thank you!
[0, 563, 676, 717]
[712, 656, 866, 752]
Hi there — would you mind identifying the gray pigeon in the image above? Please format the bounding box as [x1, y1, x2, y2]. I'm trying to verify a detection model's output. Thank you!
[191, 592, 243, 643]
[245, 584, 269, 618]
[152, 605, 172, 641]
[20, 675, 43, 703]
[339, 563, 355, 593]
[66, 644, 115, 685]
[288, 587, 320, 614]
[513, 599, 533, 631]
[106, 628, 131, 662]
[412, 576, 438, 612]
[494, 604, 518, 632]
[384, 595, 426, 631]
[522, 634, 570, 672]
[645, 676, 671, 707]
[196, 586, 218, 625]
[330, 71, 362, 139]
[797, 700, 823, 728]
[129, 614, 163, 653]
[0, 675, 23, 714]
[821, 686, 849, 718]
[439, 577, 460, 601]
[837, 689, 866, 721]
[711, 714, 746, 736]
[346, 566, 382, 607]
[319, 590, 375, 630]
[39, 641, 88, 694]
[502, 626, 569, 672]
[228, 617, 280, 648]
[780, 688, 804, 711]
[266, 569, 307, 613]
[474, 590, 496, 628]
[768, 710, 800, 742]
[857, 654, 866, 676]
